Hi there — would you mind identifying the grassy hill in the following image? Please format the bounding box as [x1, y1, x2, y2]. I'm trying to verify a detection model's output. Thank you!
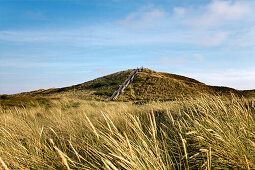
[1, 68, 254, 108]
[15, 68, 255, 101]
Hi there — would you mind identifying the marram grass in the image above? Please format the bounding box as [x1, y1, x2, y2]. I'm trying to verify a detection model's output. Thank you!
[0, 95, 254, 169]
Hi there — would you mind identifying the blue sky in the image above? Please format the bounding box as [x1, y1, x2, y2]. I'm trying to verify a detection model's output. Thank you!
[0, 0, 255, 94]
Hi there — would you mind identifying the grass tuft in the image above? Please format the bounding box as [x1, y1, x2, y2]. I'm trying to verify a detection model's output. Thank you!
[0, 95, 254, 169]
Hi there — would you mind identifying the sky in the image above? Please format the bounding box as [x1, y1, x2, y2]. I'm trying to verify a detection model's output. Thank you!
[0, 0, 255, 94]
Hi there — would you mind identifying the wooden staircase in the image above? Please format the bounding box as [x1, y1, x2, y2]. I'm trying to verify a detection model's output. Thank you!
[110, 67, 143, 101]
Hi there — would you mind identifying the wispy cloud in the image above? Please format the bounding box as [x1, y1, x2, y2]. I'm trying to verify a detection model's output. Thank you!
[195, 31, 230, 46]
[93, 67, 109, 74]
[183, 0, 253, 28]
[23, 10, 43, 19]
[194, 53, 204, 62]
[156, 53, 205, 66]
[0, 0, 254, 48]
[173, 7, 186, 16]
[0, 58, 96, 68]
[231, 26, 255, 47]
[117, 5, 167, 30]
[157, 56, 188, 65]
[174, 0, 255, 46]
[185, 68, 255, 90]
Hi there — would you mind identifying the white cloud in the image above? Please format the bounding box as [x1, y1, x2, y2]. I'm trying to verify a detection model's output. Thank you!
[157, 56, 188, 65]
[232, 27, 255, 47]
[195, 31, 230, 46]
[0, 1, 254, 48]
[0, 58, 96, 68]
[23, 11, 43, 19]
[117, 5, 167, 29]
[185, 68, 255, 90]
[0, 25, 184, 47]
[184, 0, 252, 28]
[94, 67, 109, 73]
[173, 7, 186, 16]
[172, 0, 254, 47]
[194, 53, 204, 62]
[207, 0, 251, 20]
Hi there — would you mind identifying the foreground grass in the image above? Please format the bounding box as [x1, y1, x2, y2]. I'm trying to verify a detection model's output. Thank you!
[0, 96, 254, 169]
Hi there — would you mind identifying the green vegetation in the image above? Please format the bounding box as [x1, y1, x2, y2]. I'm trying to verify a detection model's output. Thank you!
[18, 69, 255, 101]
[0, 95, 53, 109]
[0, 95, 254, 169]
[93, 90, 114, 96]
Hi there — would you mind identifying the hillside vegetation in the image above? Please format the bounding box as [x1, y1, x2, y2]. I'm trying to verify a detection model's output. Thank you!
[0, 96, 254, 169]
[15, 68, 255, 101]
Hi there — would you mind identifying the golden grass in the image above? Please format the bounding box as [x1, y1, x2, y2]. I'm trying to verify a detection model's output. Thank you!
[0, 95, 254, 169]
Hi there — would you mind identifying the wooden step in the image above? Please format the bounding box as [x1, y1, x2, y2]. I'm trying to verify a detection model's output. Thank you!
[110, 67, 143, 101]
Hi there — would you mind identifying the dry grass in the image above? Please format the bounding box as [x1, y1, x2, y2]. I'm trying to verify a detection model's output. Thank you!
[0, 95, 254, 169]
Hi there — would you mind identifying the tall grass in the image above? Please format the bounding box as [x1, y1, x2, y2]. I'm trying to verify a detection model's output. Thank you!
[0, 96, 254, 169]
